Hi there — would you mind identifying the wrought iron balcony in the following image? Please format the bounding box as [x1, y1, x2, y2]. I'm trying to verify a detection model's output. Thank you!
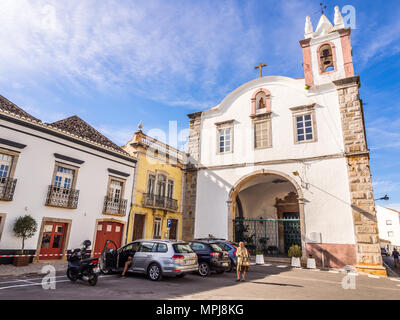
[45, 185, 79, 209]
[142, 193, 178, 211]
[0, 177, 17, 201]
[103, 196, 127, 215]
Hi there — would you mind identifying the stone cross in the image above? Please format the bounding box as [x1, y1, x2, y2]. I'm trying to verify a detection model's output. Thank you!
[254, 62, 267, 78]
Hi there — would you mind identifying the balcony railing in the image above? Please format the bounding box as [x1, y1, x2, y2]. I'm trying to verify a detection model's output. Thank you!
[0, 177, 17, 201]
[103, 196, 127, 215]
[142, 193, 178, 211]
[45, 185, 79, 209]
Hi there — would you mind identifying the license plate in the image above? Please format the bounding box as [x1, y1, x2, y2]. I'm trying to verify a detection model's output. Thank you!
[184, 260, 195, 265]
[222, 262, 228, 267]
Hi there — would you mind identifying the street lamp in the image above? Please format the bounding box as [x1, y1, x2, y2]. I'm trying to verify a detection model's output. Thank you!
[375, 194, 389, 201]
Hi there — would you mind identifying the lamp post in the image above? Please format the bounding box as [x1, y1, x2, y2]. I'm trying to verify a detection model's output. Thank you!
[375, 194, 389, 201]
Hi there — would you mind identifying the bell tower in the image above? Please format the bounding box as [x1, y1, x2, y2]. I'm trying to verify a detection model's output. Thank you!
[300, 6, 354, 87]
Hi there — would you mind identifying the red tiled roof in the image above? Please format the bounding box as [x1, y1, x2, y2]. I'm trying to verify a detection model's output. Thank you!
[48, 115, 127, 153]
[0, 95, 41, 122]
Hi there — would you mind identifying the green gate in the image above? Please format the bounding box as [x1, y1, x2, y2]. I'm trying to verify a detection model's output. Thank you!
[234, 217, 301, 256]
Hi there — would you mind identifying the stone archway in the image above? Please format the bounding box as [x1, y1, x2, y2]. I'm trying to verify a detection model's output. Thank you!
[228, 170, 306, 257]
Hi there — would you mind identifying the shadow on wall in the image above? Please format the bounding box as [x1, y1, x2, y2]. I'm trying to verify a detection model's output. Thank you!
[306, 243, 357, 269]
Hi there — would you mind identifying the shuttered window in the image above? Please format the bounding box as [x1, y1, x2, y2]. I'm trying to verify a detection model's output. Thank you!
[254, 121, 268, 148]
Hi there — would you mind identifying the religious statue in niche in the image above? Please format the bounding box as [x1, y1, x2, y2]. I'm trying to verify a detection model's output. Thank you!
[259, 97, 265, 109]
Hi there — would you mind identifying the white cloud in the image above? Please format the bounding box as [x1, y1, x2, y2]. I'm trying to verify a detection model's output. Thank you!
[0, 0, 263, 108]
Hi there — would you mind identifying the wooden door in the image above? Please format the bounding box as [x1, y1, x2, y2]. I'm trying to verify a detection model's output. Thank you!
[132, 214, 145, 241]
[169, 219, 178, 240]
[40, 222, 67, 259]
[94, 221, 123, 257]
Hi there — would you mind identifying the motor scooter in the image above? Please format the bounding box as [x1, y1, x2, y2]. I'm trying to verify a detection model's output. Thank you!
[67, 240, 100, 286]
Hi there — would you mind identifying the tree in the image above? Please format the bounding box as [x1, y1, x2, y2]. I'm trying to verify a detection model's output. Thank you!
[13, 215, 38, 253]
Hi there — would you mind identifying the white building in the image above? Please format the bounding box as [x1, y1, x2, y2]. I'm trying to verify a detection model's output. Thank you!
[185, 7, 384, 274]
[0, 95, 136, 264]
[376, 206, 400, 251]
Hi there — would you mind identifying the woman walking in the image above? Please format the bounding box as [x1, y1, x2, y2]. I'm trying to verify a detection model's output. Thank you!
[235, 242, 250, 282]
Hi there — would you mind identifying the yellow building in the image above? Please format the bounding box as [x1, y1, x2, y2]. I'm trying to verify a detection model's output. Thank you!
[122, 127, 187, 242]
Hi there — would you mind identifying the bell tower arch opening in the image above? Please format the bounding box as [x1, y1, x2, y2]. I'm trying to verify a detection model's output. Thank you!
[229, 170, 305, 257]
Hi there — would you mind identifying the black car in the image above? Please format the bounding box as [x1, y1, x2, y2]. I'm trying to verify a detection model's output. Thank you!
[188, 241, 231, 276]
[195, 238, 238, 272]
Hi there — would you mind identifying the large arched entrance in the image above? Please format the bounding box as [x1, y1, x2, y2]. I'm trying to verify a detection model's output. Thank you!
[229, 170, 305, 257]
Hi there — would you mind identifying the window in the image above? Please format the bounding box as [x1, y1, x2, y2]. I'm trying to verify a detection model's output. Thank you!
[54, 166, 74, 189]
[139, 242, 155, 252]
[147, 174, 155, 194]
[218, 127, 232, 153]
[190, 242, 207, 251]
[388, 231, 394, 237]
[167, 180, 174, 199]
[254, 120, 269, 149]
[0, 153, 13, 178]
[109, 179, 123, 203]
[319, 44, 334, 72]
[156, 174, 166, 196]
[155, 243, 168, 253]
[295, 114, 314, 143]
[153, 218, 162, 239]
[173, 243, 194, 253]
[386, 220, 392, 225]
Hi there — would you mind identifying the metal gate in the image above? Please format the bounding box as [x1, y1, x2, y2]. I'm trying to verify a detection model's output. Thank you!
[234, 218, 301, 256]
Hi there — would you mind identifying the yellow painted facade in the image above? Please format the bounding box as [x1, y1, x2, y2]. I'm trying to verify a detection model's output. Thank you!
[122, 130, 187, 243]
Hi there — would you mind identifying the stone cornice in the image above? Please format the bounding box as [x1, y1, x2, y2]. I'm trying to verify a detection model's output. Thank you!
[333, 76, 360, 88]
[289, 103, 316, 113]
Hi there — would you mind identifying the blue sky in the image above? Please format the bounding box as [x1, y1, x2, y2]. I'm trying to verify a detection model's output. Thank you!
[0, 0, 399, 208]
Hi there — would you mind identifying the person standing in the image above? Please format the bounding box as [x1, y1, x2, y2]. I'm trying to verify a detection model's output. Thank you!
[235, 242, 250, 282]
[393, 247, 399, 268]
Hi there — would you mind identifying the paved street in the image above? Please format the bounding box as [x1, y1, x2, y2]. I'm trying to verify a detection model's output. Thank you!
[0, 263, 399, 300]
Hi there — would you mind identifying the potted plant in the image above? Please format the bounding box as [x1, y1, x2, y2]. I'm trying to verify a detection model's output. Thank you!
[288, 244, 302, 267]
[255, 251, 264, 264]
[13, 215, 38, 267]
[307, 253, 316, 269]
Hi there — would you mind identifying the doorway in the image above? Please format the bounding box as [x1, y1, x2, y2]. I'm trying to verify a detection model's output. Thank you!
[132, 214, 145, 241]
[39, 222, 67, 259]
[94, 221, 123, 257]
[168, 219, 178, 240]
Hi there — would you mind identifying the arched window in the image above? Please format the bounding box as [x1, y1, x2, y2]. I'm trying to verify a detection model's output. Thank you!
[319, 44, 334, 72]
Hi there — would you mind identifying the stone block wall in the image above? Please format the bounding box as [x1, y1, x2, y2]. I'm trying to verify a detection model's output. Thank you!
[334, 76, 385, 274]
[182, 112, 202, 240]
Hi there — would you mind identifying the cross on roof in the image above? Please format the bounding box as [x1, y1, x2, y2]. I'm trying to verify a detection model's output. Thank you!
[254, 62, 267, 78]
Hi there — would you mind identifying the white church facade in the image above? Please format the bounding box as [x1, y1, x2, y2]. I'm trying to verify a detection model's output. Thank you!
[185, 7, 385, 275]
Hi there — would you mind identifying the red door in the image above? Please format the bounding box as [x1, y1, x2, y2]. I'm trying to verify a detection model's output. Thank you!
[94, 222, 123, 257]
[40, 222, 67, 259]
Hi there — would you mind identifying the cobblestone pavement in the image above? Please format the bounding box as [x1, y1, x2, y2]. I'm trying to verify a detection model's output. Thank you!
[0, 263, 399, 300]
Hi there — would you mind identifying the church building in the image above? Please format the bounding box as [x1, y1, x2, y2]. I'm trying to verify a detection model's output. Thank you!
[185, 6, 385, 275]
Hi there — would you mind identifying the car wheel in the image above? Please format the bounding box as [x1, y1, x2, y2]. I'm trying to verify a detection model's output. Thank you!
[148, 263, 162, 281]
[198, 262, 210, 277]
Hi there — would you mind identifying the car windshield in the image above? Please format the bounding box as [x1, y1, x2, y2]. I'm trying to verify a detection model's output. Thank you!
[210, 243, 224, 251]
[173, 243, 194, 253]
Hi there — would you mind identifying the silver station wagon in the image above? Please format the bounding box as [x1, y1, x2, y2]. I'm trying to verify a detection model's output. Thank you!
[100, 239, 198, 281]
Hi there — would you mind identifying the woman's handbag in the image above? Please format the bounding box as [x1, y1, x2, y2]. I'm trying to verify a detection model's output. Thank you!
[242, 257, 251, 267]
